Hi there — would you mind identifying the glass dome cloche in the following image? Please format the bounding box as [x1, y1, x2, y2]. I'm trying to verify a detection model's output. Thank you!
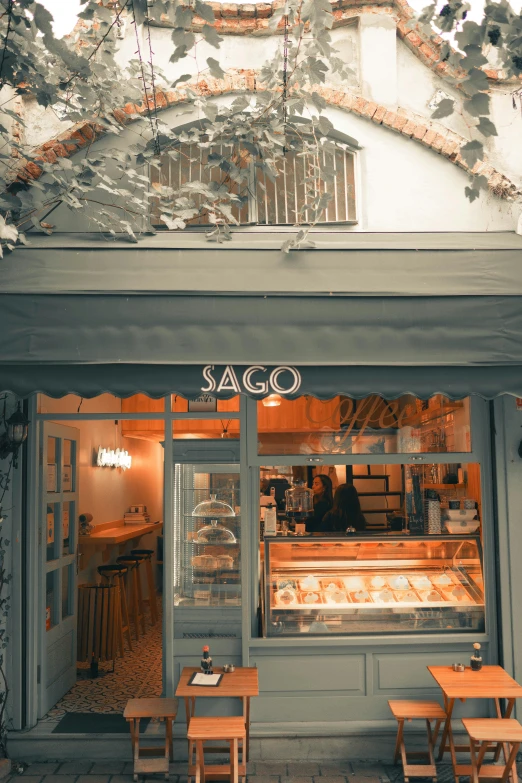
[285, 481, 313, 519]
[192, 494, 235, 519]
[192, 494, 237, 544]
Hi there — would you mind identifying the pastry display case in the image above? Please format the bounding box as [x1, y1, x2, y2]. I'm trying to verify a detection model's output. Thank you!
[173, 462, 241, 607]
[263, 535, 485, 636]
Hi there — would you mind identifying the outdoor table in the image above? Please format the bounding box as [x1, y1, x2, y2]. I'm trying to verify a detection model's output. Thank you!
[428, 665, 522, 783]
[175, 666, 259, 777]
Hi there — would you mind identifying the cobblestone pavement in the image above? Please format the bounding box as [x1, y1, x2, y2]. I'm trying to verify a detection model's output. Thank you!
[3, 759, 466, 783]
[6, 759, 522, 783]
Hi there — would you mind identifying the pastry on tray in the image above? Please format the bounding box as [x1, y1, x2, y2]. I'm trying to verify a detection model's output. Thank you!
[425, 590, 444, 602]
[389, 575, 409, 590]
[370, 575, 386, 588]
[353, 590, 371, 603]
[275, 588, 298, 607]
[343, 576, 365, 591]
[451, 585, 469, 601]
[277, 578, 297, 591]
[372, 589, 395, 603]
[396, 590, 418, 603]
[325, 590, 348, 604]
[410, 575, 432, 590]
[321, 579, 342, 592]
[299, 575, 320, 591]
[432, 573, 453, 586]
[301, 591, 322, 604]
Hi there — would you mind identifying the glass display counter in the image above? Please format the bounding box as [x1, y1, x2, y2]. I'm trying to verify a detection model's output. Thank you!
[264, 535, 484, 636]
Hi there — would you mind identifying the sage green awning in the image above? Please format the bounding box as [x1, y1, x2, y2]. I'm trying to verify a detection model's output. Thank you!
[1, 231, 522, 399]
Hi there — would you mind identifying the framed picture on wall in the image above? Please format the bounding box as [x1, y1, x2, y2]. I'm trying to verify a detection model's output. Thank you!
[47, 463, 57, 492]
[62, 465, 72, 492]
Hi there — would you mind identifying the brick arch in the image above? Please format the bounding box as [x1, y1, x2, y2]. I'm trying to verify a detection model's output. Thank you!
[18, 70, 520, 202]
[148, 0, 515, 84]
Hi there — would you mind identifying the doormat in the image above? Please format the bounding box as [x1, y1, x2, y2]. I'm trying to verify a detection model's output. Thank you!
[52, 712, 151, 734]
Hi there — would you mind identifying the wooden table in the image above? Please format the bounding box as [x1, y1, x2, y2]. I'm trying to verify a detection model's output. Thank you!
[175, 666, 259, 781]
[79, 520, 163, 563]
[429, 665, 522, 783]
[123, 697, 178, 782]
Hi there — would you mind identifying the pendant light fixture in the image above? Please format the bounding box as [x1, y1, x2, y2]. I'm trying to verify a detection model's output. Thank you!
[262, 394, 283, 408]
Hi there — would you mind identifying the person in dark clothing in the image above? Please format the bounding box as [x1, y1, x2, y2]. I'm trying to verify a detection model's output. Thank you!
[306, 474, 333, 533]
[321, 483, 367, 533]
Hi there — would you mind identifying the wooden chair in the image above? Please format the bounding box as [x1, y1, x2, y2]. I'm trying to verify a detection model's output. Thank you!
[124, 697, 178, 782]
[389, 700, 446, 782]
[97, 564, 133, 654]
[117, 555, 147, 640]
[187, 716, 246, 783]
[131, 548, 158, 625]
[463, 718, 522, 783]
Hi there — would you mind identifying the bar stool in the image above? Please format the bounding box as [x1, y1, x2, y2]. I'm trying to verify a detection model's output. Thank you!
[388, 700, 446, 782]
[463, 718, 522, 783]
[131, 549, 158, 625]
[187, 716, 246, 783]
[117, 555, 147, 640]
[97, 564, 133, 654]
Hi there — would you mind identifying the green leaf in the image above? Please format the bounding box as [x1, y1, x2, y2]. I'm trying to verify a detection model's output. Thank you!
[476, 116, 498, 137]
[172, 28, 195, 49]
[460, 140, 484, 168]
[317, 115, 334, 136]
[200, 25, 223, 49]
[175, 5, 194, 27]
[431, 98, 455, 119]
[207, 57, 225, 80]
[195, 0, 215, 24]
[203, 103, 219, 123]
[160, 214, 186, 230]
[311, 92, 327, 112]
[466, 92, 490, 117]
[172, 74, 192, 88]
[460, 45, 488, 69]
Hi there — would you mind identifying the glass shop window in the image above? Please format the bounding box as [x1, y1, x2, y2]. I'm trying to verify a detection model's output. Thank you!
[257, 394, 471, 456]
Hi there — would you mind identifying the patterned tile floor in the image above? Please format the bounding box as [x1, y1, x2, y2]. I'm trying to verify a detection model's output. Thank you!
[41, 611, 162, 724]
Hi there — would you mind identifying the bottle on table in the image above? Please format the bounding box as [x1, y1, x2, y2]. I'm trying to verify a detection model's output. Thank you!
[470, 642, 482, 671]
[201, 645, 213, 675]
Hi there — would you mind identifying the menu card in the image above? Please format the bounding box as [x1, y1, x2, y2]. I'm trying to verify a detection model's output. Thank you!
[188, 672, 223, 687]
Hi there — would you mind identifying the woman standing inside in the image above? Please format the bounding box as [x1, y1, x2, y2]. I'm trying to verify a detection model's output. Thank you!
[321, 483, 367, 532]
[306, 474, 334, 533]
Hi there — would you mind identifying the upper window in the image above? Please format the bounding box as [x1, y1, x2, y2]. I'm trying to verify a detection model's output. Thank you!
[150, 138, 357, 228]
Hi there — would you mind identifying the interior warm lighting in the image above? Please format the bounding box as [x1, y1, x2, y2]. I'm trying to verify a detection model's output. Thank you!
[262, 394, 283, 408]
[96, 446, 132, 470]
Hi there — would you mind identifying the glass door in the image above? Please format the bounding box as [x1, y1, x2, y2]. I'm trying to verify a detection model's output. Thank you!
[39, 422, 79, 718]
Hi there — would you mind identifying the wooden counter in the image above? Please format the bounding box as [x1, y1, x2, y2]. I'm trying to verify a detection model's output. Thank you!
[79, 519, 163, 562]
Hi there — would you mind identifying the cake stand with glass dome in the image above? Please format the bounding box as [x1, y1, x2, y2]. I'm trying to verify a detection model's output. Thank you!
[172, 461, 241, 608]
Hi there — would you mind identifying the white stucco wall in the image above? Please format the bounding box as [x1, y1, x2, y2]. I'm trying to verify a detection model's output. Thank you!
[45, 96, 517, 233]
[19, 9, 521, 233]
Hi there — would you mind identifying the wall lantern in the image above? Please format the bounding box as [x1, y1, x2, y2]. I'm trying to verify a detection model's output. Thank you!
[97, 446, 132, 471]
[0, 402, 29, 469]
[262, 394, 283, 408]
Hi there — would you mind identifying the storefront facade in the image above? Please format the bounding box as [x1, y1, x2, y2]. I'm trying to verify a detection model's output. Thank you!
[2, 233, 522, 756]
